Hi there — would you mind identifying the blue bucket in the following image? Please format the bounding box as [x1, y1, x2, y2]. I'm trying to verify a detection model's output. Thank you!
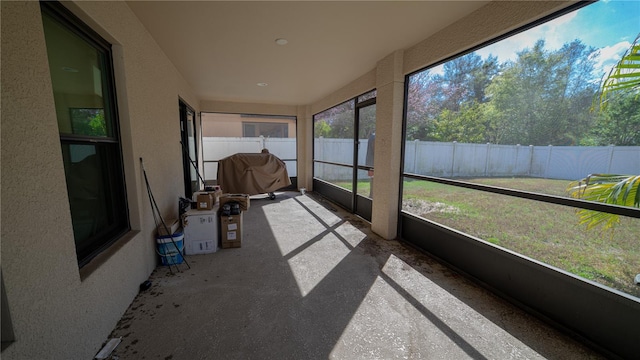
[156, 231, 185, 266]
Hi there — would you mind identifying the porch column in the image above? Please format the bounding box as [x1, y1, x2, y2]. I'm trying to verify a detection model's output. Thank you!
[371, 50, 404, 239]
[297, 105, 313, 191]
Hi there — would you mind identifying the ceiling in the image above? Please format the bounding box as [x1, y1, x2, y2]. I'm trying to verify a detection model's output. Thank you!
[126, 1, 490, 106]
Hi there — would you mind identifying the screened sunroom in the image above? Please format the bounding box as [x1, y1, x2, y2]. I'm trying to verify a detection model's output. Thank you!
[2, 1, 638, 359]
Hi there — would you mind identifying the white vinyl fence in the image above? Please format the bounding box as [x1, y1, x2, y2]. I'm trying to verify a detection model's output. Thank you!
[313, 138, 640, 182]
[203, 137, 638, 183]
[405, 141, 640, 180]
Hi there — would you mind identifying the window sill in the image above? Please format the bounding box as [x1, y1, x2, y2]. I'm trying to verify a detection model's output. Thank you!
[79, 230, 140, 281]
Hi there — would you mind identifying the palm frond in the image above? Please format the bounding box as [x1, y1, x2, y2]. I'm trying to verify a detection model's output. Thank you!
[598, 34, 640, 108]
[566, 174, 640, 231]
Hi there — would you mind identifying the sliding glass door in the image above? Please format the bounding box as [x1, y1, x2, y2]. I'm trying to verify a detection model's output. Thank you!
[180, 100, 198, 198]
[313, 90, 376, 220]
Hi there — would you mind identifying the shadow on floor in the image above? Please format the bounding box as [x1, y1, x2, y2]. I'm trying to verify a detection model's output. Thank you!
[108, 191, 602, 360]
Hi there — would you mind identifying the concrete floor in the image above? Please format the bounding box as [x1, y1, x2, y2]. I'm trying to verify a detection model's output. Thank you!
[108, 191, 603, 360]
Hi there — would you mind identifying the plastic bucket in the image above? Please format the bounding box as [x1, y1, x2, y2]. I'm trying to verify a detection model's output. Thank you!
[156, 231, 185, 266]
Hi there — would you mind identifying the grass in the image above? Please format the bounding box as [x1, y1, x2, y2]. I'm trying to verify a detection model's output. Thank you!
[332, 177, 640, 297]
[403, 178, 640, 298]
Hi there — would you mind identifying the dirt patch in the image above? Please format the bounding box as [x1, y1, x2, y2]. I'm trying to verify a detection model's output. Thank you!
[402, 198, 460, 217]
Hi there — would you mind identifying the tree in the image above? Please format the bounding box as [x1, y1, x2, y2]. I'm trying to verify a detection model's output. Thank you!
[406, 71, 442, 140]
[406, 53, 499, 141]
[567, 33, 640, 231]
[441, 52, 499, 110]
[432, 101, 488, 143]
[71, 109, 107, 136]
[314, 119, 331, 138]
[590, 91, 640, 145]
[313, 100, 354, 138]
[486, 40, 598, 145]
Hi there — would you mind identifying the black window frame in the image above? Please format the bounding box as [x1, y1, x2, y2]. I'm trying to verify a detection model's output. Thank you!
[312, 90, 376, 218]
[41, 1, 130, 268]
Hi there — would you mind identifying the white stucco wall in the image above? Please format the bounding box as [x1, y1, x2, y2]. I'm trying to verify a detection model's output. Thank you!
[200, 100, 297, 117]
[371, 51, 405, 239]
[1, 1, 199, 359]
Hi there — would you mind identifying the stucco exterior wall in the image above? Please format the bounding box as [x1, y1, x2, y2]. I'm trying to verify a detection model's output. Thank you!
[403, 1, 576, 75]
[201, 113, 296, 138]
[297, 105, 314, 191]
[1, 1, 199, 359]
[371, 51, 405, 239]
[201, 100, 297, 117]
[310, 69, 376, 116]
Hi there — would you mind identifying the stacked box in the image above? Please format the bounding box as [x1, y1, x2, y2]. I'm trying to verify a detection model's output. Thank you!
[193, 189, 223, 205]
[156, 218, 180, 236]
[182, 207, 218, 254]
[195, 193, 214, 210]
[220, 212, 243, 248]
[219, 194, 250, 211]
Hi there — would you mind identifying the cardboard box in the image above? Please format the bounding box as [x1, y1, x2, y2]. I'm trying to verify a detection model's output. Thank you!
[212, 189, 223, 204]
[182, 208, 218, 255]
[192, 191, 207, 202]
[220, 212, 243, 248]
[193, 189, 223, 205]
[156, 219, 180, 236]
[196, 193, 214, 210]
[219, 194, 250, 211]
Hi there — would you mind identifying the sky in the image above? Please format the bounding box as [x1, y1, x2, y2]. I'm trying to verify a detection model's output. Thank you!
[433, 0, 640, 80]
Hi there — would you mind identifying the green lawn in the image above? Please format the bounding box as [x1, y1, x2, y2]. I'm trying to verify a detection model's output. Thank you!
[335, 177, 640, 297]
[403, 178, 640, 298]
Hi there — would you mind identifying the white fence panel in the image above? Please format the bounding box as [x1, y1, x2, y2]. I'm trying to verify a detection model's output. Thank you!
[203, 137, 263, 161]
[609, 146, 640, 175]
[314, 137, 354, 164]
[453, 143, 489, 177]
[314, 162, 349, 182]
[530, 147, 549, 177]
[515, 145, 535, 175]
[546, 146, 608, 180]
[206, 136, 639, 182]
[378, 139, 637, 180]
[357, 139, 370, 166]
[263, 138, 296, 160]
[203, 162, 218, 182]
[486, 144, 529, 176]
[416, 142, 454, 176]
[404, 140, 418, 173]
[202, 137, 297, 180]
[264, 138, 297, 177]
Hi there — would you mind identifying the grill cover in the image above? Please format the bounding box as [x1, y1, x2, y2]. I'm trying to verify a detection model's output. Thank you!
[217, 153, 291, 195]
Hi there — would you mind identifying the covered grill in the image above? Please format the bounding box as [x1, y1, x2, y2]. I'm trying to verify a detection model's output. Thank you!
[217, 152, 291, 199]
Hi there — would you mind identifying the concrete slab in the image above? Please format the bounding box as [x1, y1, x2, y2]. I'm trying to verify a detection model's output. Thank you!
[109, 191, 603, 359]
